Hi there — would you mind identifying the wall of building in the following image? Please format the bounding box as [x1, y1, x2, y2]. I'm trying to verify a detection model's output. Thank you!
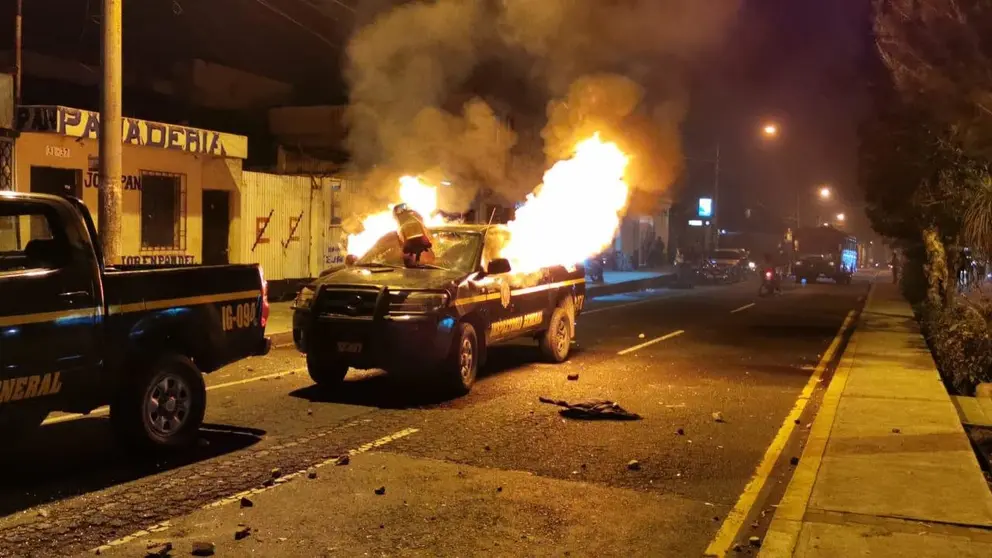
[13, 131, 243, 265]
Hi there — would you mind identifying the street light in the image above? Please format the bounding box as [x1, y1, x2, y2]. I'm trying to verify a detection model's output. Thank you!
[819, 186, 832, 199]
[762, 123, 779, 137]
[836, 213, 846, 222]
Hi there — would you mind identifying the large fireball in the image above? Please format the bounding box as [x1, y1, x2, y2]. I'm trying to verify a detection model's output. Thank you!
[346, 176, 445, 256]
[500, 134, 630, 272]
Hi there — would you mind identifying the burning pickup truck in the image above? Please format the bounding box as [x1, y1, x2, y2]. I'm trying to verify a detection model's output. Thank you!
[292, 224, 586, 395]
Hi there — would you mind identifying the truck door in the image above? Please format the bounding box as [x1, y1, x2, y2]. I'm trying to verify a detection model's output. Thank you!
[0, 199, 99, 411]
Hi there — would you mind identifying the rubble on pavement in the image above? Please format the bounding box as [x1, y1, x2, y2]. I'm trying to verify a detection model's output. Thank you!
[538, 397, 642, 420]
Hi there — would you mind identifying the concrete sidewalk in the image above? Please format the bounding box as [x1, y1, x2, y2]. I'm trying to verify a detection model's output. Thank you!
[264, 268, 675, 344]
[761, 282, 992, 557]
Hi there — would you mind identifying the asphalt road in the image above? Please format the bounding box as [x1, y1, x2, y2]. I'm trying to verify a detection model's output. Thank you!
[0, 275, 870, 557]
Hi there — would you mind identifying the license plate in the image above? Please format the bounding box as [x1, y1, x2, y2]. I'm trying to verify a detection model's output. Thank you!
[337, 341, 362, 354]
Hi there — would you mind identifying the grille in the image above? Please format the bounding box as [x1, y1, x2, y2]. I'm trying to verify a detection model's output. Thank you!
[315, 288, 381, 318]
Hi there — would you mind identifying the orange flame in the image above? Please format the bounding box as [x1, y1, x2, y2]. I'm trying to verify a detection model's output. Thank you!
[501, 134, 630, 272]
[346, 176, 446, 256]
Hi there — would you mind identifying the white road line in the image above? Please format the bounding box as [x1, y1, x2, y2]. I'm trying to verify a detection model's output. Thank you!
[41, 367, 306, 426]
[617, 330, 685, 355]
[730, 303, 756, 314]
[91, 427, 420, 554]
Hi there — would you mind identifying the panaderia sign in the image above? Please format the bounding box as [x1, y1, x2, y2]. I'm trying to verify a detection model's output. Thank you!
[16, 105, 247, 160]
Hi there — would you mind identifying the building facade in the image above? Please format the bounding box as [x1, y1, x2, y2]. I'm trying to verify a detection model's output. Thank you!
[12, 105, 247, 266]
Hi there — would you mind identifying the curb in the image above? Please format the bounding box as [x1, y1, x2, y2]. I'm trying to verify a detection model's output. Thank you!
[266, 273, 676, 349]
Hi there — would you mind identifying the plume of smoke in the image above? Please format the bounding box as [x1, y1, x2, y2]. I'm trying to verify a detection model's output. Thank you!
[343, 0, 740, 220]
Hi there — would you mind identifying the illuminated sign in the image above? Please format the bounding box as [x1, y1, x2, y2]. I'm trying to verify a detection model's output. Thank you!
[698, 198, 713, 218]
[688, 219, 704, 227]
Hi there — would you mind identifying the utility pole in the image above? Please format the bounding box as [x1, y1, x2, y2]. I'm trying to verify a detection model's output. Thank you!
[99, 0, 123, 267]
[14, 0, 22, 107]
[712, 143, 721, 250]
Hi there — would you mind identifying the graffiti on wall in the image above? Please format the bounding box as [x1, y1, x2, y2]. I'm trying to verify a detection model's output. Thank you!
[325, 245, 345, 265]
[121, 254, 197, 266]
[17, 105, 248, 159]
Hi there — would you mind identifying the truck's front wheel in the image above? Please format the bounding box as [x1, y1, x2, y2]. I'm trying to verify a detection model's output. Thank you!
[306, 353, 349, 386]
[439, 322, 478, 396]
[111, 354, 206, 452]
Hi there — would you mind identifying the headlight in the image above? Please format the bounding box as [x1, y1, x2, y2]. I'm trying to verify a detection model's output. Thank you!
[294, 286, 316, 309]
[389, 291, 449, 313]
[748, 261, 756, 270]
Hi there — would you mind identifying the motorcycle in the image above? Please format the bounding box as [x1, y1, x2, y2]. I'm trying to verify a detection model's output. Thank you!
[758, 267, 781, 297]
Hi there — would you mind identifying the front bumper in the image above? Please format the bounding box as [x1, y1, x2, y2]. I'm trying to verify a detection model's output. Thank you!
[293, 310, 457, 371]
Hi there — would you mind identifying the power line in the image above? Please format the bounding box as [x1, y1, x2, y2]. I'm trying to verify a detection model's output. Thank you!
[251, 0, 339, 49]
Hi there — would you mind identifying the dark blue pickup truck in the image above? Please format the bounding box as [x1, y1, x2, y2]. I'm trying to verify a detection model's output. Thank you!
[0, 192, 271, 451]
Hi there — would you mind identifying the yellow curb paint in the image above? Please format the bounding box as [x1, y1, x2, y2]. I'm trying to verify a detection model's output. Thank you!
[90, 427, 419, 555]
[42, 368, 307, 426]
[616, 329, 685, 355]
[756, 284, 875, 557]
[704, 294, 864, 557]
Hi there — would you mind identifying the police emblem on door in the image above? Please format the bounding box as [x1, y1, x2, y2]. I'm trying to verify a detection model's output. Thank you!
[499, 280, 511, 309]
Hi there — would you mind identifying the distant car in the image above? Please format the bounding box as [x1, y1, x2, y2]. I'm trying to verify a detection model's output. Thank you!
[795, 254, 853, 285]
[708, 249, 748, 282]
[292, 224, 587, 396]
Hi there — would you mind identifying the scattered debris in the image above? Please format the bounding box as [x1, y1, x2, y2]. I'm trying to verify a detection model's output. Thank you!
[751, 521, 760, 529]
[539, 397, 641, 420]
[335, 455, 350, 466]
[497, 486, 503, 493]
[307, 408, 314, 415]
[271, 468, 282, 479]
[749, 536, 762, 548]
[191, 541, 216, 556]
[712, 516, 720, 522]
[145, 541, 173, 558]
[278, 537, 288, 542]
[262, 479, 275, 488]
[712, 412, 725, 423]
[235, 525, 252, 541]
[732, 543, 744, 552]
[240, 497, 254, 508]
[37, 509, 50, 518]
[380, 524, 385, 529]
[892, 427, 901, 434]
[676, 428, 685, 436]
[567, 373, 579, 381]
[374, 486, 386, 495]
[794, 419, 801, 425]
[790, 456, 800, 466]
[484, 445, 491, 451]
[627, 459, 641, 471]
[307, 468, 318, 479]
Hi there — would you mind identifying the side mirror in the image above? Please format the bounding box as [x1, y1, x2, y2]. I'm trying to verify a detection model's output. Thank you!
[486, 258, 511, 275]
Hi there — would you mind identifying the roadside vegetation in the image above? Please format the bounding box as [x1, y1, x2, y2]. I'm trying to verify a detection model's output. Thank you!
[864, 1, 992, 394]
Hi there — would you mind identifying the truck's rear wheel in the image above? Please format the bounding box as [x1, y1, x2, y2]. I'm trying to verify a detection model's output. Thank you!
[440, 322, 478, 396]
[306, 353, 349, 386]
[540, 302, 574, 363]
[111, 354, 206, 452]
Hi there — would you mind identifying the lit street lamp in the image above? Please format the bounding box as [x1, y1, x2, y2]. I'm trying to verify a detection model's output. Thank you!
[819, 186, 832, 199]
[836, 213, 846, 222]
[762, 123, 779, 137]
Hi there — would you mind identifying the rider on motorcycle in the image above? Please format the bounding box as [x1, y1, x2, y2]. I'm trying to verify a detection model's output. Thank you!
[763, 253, 782, 293]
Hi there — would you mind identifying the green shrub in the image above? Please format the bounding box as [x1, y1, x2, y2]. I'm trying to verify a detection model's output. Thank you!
[921, 300, 992, 395]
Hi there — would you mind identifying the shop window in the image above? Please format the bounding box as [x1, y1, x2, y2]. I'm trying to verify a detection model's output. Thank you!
[140, 171, 187, 251]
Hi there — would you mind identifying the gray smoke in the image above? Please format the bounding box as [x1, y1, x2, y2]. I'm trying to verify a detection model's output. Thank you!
[343, 0, 740, 218]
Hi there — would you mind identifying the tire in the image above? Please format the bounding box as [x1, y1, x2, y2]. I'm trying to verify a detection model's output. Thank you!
[306, 353, 349, 386]
[540, 302, 574, 363]
[110, 354, 206, 452]
[439, 322, 479, 396]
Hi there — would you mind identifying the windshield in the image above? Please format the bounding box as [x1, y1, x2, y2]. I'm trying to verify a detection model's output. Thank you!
[355, 230, 482, 273]
[712, 250, 743, 260]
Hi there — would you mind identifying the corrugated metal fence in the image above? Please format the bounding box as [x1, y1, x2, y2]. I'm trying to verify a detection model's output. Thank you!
[239, 171, 362, 281]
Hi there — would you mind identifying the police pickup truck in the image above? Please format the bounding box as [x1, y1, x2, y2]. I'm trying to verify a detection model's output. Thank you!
[292, 224, 586, 395]
[0, 192, 271, 450]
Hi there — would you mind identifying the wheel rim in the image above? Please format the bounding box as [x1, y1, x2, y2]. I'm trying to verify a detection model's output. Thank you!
[555, 318, 569, 355]
[145, 371, 192, 438]
[459, 336, 474, 381]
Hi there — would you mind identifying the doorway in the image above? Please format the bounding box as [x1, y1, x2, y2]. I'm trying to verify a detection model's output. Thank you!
[202, 190, 230, 265]
[30, 166, 82, 198]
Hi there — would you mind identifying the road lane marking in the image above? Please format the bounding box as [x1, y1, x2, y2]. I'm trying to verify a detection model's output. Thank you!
[703, 308, 858, 557]
[730, 303, 756, 314]
[41, 367, 306, 426]
[616, 330, 685, 355]
[90, 427, 420, 554]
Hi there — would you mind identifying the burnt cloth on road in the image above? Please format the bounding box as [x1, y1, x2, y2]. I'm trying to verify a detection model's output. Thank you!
[0, 279, 867, 558]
